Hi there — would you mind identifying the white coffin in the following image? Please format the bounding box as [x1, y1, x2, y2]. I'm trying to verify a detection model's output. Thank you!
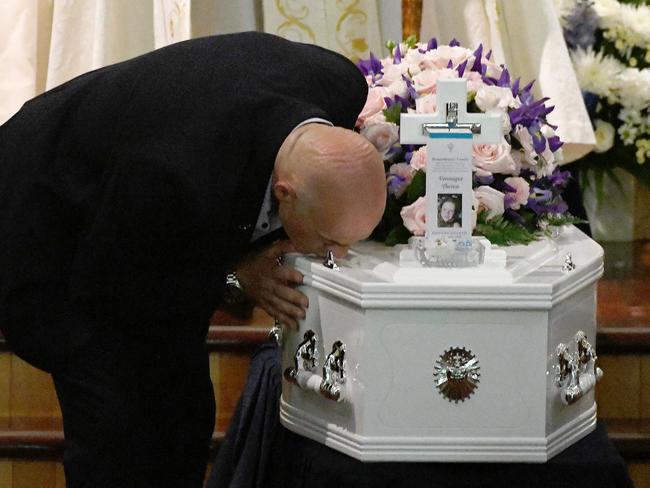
[279, 226, 604, 462]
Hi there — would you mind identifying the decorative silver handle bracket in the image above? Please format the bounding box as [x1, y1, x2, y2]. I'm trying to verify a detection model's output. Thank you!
[284, 329, 347, 402]
[554, 331, 603, 405]
[421, 102, 482, 135]
[323, 249, 339, 270]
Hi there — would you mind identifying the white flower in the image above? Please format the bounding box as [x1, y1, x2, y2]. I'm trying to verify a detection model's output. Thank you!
[593, 0, 622, 29]
[403, 48, 425, 74]
[618, 123, 639, 145]
[616, 67, 650, 109]
[474, 186, 505, 220]
[483, 59, 504, 80]
[513, 125, 536, 158]
[486, 108, 511, 134]
[539, 125, 558, 168]
[593, 119, 616, 153]
[618, 4, 650, 49]
[571, 48, 623, 99]
[619, 107, 643, 125]
[474, 85, 519, 112]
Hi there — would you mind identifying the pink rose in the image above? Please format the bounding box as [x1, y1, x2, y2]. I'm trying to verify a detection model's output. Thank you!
[413, 70, 438, 94]
[400, 196, 427, 236]
[474, 186, 505, 220]
[415, 94, 437, 114]
[472, 143, 517, 175]
[357, 87, 389, 127]
[361, 121, 399, 156]
[464, 70, 484, 93]
[410, 146, 428, 170]
[386, 79, 408, 98]
[377, 63, 406, 87]
[422, 45, 473, 69]
[504, 177, 530, 210]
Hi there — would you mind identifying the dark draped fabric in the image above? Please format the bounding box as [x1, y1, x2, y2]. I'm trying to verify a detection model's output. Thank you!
[208, 343, 283, 488]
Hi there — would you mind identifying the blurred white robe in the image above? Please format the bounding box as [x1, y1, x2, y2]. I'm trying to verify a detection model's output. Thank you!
[421, 0, 595, 163]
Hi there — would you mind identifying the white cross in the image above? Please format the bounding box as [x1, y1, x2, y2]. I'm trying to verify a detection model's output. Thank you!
[400, 79, 502, 244]
[400, 79, 502, 145]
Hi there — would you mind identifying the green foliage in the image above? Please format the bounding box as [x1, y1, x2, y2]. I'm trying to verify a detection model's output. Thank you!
[475, 212, 540, 246]
[383, 102, 402, 125]
[385, 225, 412, 246]
[385, 36, 419, 56]
[406, 170, 426, 202]
[403, 35, 419, 49]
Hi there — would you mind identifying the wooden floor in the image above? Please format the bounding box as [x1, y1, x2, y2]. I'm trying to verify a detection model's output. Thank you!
[0, 240, 648, 487]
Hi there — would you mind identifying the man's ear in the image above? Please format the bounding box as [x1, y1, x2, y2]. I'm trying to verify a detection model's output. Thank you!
[272, 180, 296, 203]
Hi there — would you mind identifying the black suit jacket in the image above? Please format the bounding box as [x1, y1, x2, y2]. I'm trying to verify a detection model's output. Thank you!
[0, 32, 367, 371]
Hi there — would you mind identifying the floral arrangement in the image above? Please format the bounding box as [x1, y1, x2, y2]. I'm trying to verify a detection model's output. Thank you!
[356, 37, 578, 246]
[558, 0, 650, 188]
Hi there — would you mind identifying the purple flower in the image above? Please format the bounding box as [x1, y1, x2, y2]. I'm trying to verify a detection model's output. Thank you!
[384, 95, 410, 112]
[547, 135, 563, 152]
[509, 96, 552, 128]
[496, 68, 511, 88]
[511, 77, 520, 97]
[457, 59, 468, 77]
[357, 52, 383, 77]
[449, 38, 461, 47]
[402, 75, 418, 100]
[471, 44, 483, 72]
[474, 173, 494, 186]
[549, 169, 571, 188]
[563, 3, 599, 49]
[531, 131, 547, 155]
[427, 37, 438, 51]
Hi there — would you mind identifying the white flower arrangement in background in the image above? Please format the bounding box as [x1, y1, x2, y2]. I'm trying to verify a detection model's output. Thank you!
[559, 0, 650, 182]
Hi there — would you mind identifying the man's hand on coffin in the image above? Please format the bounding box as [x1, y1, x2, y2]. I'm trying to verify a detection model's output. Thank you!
[234, 239, 308, 329]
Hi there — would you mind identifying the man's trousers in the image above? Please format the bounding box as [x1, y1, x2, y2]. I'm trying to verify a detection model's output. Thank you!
[52, 324, 215, 487]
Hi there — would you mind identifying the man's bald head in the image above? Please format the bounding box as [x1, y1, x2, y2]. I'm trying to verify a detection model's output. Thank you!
[273, 124, 386, 257]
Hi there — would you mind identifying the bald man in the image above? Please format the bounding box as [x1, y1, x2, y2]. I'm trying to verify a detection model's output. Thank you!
[0, 32, 385, 487]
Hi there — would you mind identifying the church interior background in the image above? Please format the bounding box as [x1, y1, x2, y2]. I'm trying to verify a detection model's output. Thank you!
[0, 1, 649, 486]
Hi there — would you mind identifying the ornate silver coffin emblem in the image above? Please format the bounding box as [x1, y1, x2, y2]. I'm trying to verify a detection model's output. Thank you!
[554, 331, 603, 405]
[433, 347, 480, 403]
